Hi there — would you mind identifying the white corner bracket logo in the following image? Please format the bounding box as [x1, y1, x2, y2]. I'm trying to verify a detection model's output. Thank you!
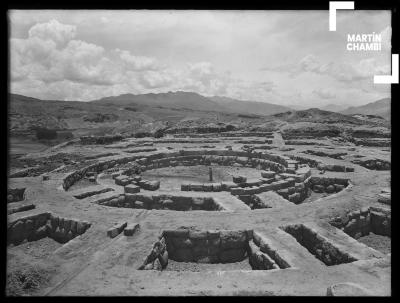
[329, 1, 354, 31]
[374, 54, 399, 84]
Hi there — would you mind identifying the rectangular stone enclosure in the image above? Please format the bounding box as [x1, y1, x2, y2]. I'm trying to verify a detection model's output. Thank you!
[329, 206, 391, 239]
[139, 228, 292, 271]
[8, 212, 91, 246]
[281, 224, 358, 266]
[329, 206, 391, 253]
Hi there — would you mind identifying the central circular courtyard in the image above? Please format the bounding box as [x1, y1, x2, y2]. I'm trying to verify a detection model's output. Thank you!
[142, 165, 263, 191]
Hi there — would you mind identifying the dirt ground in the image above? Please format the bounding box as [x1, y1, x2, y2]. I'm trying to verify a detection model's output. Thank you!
[143, 165, 263, 191]
[8, 237, 63, 260]
[358, 233, 391, 254]
[67, 178, 99, 191]
[7, 134, 391, 296]
[165, 258, 253, 272]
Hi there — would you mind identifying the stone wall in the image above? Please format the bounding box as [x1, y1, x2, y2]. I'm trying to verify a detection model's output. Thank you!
[329, 206, 391, 238]
[351, 158, 391, 171]
[255, 175, 349, 205]
[140, 228, 253, 270]
[248, 240, 279, 270]
[166, 228, 250, 263]
[230, 166, 312, 204]
[288, 155, 354, 172]
[234, 139, 273, 144]
[303, 150, 347, 160]
[285, 140, 327, 146]
[308, 177, 349, 194]
[80, 135, 123, 145]
[9, 168, 38, 178]
[62, 149, 290, 190]
[282, 224, 357, 266]
[139, 236, 168, 270]
[232, 172, 312, 204]
[98, 193, 224, 211]
[286, 155, 320, 168]
[282, 128, 341, 139]
[155, 139, 220, 144]
[124, 147, 157, 154]
[8, 203, 35, 215]
[173, 131, 274, 138]
[352, 138, 391, 147]
[317, 163, 355, 172]
[181, 182, 234, 192]
[164, 125, 236, 135]
[7, 212, 91, 246]
[252, 231, 292, 269]
[7, 188, 26, 203]
[140, 228, 294, 271]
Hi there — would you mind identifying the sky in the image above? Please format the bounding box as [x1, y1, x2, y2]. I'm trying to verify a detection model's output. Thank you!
[9, 10, 391, 108]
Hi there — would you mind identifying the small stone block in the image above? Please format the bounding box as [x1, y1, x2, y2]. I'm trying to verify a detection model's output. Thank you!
[124, 184, 140, 194]
[107, 221, 127, 238]
[124, 223, 140, 236]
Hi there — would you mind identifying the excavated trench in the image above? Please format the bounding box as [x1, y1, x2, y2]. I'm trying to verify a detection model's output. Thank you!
[7, 212, 91, 246]
[329, 207, 391, 253]
[281, 224, 357, 266]
[139, 228, 291, 271]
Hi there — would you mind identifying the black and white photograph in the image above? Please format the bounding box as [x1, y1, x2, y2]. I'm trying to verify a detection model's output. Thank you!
[6, 5, 395, 296]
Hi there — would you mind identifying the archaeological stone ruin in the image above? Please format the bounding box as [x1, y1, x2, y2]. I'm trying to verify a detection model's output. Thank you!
[7, 124, 391, 296]
[6, 10, 392, 296]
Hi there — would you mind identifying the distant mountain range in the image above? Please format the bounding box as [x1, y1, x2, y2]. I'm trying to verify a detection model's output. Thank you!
[93, 91, 291, 116]
[8, 92, 390, 136]
[320, 104, 348, 112]
[287, 99, 390, 120]
[270, 108, 366, 125]
[340, 98, 390, 120]
[209, 96, 292, 116]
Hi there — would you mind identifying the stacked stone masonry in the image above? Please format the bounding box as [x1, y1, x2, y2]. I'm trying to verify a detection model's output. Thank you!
[7, 188, 26, 203]
[98, 193, 224, 211]
[139, 228, 292, 271]
[7, 212, 91, 245]
[282, 224, 358, 266]
[62, 149, 290, 190]
[329, 206, 391, 238]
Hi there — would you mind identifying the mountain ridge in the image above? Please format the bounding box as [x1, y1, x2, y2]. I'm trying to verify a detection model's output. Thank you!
[341, 98, 390, 120]
[92, 91, 292, 116]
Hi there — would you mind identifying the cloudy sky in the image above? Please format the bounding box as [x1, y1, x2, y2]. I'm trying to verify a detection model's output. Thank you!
[9, 10, 391, 108]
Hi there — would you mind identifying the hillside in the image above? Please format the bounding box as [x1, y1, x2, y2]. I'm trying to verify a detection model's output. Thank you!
[93, 92, 291, 116]
[9, 92, 282, 137]
[209, 96, 291, 116]
[270, 108, 367, 125]
[320, 104, 348, 112]
[9, 93, 389, 140]
[9, 93, 155, 135]
[341, 98, 390, 120]
[93, 91, 228, 113]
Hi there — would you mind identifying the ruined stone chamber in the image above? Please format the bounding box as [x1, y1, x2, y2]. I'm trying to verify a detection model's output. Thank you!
[139, 227, 291, 271]
[7, 127, 391, 296]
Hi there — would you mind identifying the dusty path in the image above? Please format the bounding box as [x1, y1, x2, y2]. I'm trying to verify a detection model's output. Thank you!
[273, 132, 285, 147]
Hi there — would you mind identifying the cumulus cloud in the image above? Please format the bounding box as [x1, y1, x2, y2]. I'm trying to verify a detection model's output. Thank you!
[312, 88, 336, 99]
[9, 13, 390, 107]
[379, 26, 391, 50]
[28, 19, 76, 47]
[11, 19, 250, 100]
[291, 54, 390, 82]
[10, 19, 167, 92]
[116, 49, 161, 71]
[138, 70, 174, 89]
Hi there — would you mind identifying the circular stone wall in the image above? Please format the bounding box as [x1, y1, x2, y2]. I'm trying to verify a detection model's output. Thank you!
[142, 165, 264, 191]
